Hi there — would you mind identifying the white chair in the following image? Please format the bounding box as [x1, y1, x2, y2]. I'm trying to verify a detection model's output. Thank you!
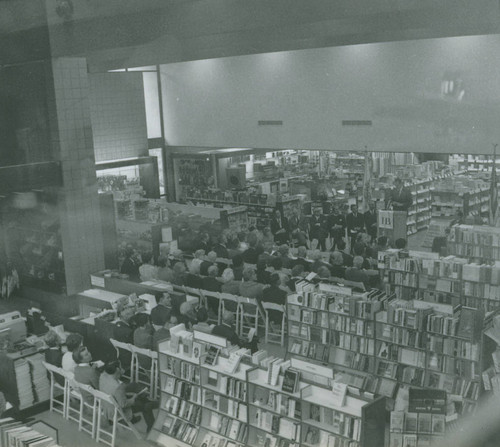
[131, 345, 159, 399]
[238, 296, 263, 338]
[43, 362, 66, 417]
[261, 302, 287, 346]
[219, 292, 241, 331]
[110, 339, 134, 381]
[89, 387, 142, 447]
[199, 289, 221, 324]
[74, 383, 98, 438]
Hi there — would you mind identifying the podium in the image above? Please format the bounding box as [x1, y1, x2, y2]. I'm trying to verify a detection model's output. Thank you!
[377, 210, 407, 242]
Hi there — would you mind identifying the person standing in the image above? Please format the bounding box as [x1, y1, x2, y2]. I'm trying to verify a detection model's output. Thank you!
[346, 204, 365, 251]
[308, 208, 328, 251]
[389, 178, 413, 212]
[270, 210, 290, 245]
[328, 205, 346, 250]
[364, 201, 378, 242]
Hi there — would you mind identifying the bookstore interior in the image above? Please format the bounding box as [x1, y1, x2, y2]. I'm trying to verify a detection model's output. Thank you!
[4, 2, 500, 447]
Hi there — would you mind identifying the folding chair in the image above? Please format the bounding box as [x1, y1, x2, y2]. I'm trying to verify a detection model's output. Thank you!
[261, 302, 287, 346]
[74, 383, 98, 438]
[199, 289, 221, 323]
[131, 345, 159, 399]
[43, 362, 66, 417]
[238, 296, 263, 338]
[219, 292, 241, 330]
[90, 388, 142, 447]
[110, 339, 134, 381]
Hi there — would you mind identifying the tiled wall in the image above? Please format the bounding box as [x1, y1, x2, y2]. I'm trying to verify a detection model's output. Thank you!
[50, 57, 105, 295]
[89, 72, 148, 162]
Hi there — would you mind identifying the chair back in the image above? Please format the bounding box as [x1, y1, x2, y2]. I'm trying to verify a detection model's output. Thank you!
[261, 302, 285, 313]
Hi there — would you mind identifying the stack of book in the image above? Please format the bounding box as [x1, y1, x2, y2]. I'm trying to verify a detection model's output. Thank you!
[27, 354, 50, 403]
[0, 418, 59, 447]
[14, 359, 34, 409]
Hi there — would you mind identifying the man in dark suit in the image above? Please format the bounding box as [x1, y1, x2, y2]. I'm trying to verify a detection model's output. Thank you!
[270, 210, 290, 245]
[363, 201, 378, 242]
[201, 266, 222, 293]
[346, 204, 365, 251]
[211, 311, 241, 346]
[389, 178, 413, 212]
[308, 208, 328, 251]
[293, 246, 312, 272]
[262, 274, 287, 323]
[328, 205, 346, 250]
[212, 234, 229, 259]
[150, 292, 172, 327]
[243, 233, 260, 265]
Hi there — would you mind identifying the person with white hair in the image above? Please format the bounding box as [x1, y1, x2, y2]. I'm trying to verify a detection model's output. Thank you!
[345, 256, 370, 288]
[211, 311, 242, 347]
[200, 251, 218, 276]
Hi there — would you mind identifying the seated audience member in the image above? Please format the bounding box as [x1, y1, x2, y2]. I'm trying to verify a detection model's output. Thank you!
[256, 260, 271, 285]
[201, 265, 222, 293]
[262, 274, 288, 323]
[239, 267, 264, 300]
[211, 311, 242, 347]
[226, 236, 241, 260]
[99, 360, 158, 432]
[171, 262, 187, 286]
[44, 331, 64, 385]
[133, 313, 153, 350]
[73, 346, 101, 389]
[375, 236, 389, 255]
[153, 316, 177, 348]
[192, 307, 214, 334]
[44, 330, 63, 368]
[138, 252, 158, 282]
[150, 292, 172, 328]
[212, 234, 229, 259]
[133, 313, 153, 369]
[185, 262, 203, 289]
[310, 250, 331, 273]
[231, 254, 245, 280]
[243, 233, 260, 265]
[345, 256, 370, 289]
[220, 269, 241, 296]
[287, 265, 306, 292]
[352, 241, 371, 269]
[190, 249, 206, 273]
[329, 251, 346, 279]
[293, 246, 312, 271]
[179, 301, 198, 329]
[277, 244, 294, 269]
[156, 259, 174, 283]
[261, 227, 275, 245]
[237, 232, 249, 252]
[62, 333, 83, 375]
[200, 251, 218, 276]
[317, 266, 331, 281]
[114, 306, 136, 343]
[262, 274, 287, 306]
[337, 240, 353, 267]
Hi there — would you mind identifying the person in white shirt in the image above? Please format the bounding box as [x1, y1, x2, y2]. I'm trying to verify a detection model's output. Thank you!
[61, 333, 83, 376]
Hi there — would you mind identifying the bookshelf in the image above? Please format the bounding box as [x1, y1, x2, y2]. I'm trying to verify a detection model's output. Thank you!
[285, 278, 487, 420]
[448, 225, 500, 263]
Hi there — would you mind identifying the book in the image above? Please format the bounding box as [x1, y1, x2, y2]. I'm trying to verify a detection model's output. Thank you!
[331, 381, 347, 407]
[404, 412, 417, 432]
[281, 368, 300, 394]
[431, 414, 445, 434]
[390, 411, 405, 432]
[402, 434, 417, 447]
[417, 413, 432, 434]
[224, 352, 243, 374]
[204, 345, 220, 366]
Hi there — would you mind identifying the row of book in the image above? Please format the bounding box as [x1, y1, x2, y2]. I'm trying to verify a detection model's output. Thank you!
[463, 280, 500, 299]
[160, 415, 198, 444]
[307, 403, 361, 440]
[163, 358, 200, 384]
[0, 418, 59, 447]
[377, 326, 426, 349]
[302, 424, 360, 447]
[253, 409, 301, 441]
[330, 315, 374, 337]
[199, 432, 242, 447]
[332, 333, 375, 356]
[252, 432, 299, 447]
[208, 412, 248, 443]
[164, 397, 202, 424]
[251, 389, 302, 420]
[387, 271, 418, 288]
[289, 338, 329, 363]
[204, 390, 248, 422]
[390, 411, 445, 435]
[204, 372, 247, 401]
[164, 377, 200, 402]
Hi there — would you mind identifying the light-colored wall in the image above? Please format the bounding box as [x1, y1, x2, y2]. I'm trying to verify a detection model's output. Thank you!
[89, 72, 148, 162]
[159, 34, 500, 155]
